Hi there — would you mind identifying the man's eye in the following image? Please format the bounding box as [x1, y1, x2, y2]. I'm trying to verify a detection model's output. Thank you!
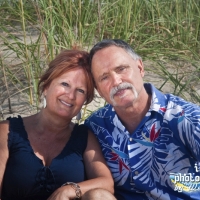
[101, 76, 108, 81]
[119, 66, 126, 71]
[61, 82, 69, 87]
[116, 66, 129, 73]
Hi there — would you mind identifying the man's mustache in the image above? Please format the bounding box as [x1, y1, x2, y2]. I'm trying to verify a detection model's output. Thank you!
[110, 82, 135, 100]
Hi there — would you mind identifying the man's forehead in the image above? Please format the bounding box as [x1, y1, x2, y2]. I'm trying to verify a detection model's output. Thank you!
[92, 47, 130, 67]
[93, 45, 126, 57]
[91, 46, 135, 69]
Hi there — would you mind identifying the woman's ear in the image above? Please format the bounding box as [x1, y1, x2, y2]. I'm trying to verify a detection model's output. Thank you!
[43, 85, 49, 96]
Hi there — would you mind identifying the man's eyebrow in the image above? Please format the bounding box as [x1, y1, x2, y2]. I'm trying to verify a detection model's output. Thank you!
[98, 65, 129, 80]
[115, 64, 129, 69]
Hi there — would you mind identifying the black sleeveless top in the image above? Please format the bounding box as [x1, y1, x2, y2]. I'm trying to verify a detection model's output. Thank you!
[2, 116, 88, 200]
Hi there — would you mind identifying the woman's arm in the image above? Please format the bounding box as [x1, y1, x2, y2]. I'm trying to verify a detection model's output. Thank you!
[47, 130, 114, 199]
[80, 130, 114, 194]
[0, 121, 9, 197]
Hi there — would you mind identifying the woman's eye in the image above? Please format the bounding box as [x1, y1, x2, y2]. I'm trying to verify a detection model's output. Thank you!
[77, 89, 85, 94]
[61, 82, 69, 87]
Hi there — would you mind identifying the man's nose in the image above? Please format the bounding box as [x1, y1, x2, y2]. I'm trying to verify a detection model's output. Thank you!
[111, 73, 122, 87]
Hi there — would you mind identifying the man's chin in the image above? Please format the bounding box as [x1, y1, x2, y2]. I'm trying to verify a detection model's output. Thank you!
[111, 97, 136, 108]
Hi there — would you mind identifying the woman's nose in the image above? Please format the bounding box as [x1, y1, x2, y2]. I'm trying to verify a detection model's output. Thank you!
[67, 90, 76, 99]
[64, 87, 76, 99]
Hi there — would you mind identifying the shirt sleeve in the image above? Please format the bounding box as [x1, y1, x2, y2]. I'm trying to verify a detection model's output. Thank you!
[84, 116, 93, 131]
[177, 103, 200, 161]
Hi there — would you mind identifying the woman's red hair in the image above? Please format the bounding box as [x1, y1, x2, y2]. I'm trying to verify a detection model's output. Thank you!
[38, 49, 94, 104]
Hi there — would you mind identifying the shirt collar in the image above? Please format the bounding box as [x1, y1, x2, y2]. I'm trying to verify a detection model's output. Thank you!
[105, 83, 167, 133]
[144, 83, 167, 115]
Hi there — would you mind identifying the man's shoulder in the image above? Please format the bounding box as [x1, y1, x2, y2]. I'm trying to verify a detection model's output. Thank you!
[84, 104, 116, 129]
[165, 93, 200, 110]
[148, 83, 199, 110]
[161, 93, 200, 125]
[86, 104, 114, 121]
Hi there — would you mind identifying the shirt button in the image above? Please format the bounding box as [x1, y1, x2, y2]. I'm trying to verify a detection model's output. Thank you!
[129, 138, 133, 141]
[135, 171, 139, 175]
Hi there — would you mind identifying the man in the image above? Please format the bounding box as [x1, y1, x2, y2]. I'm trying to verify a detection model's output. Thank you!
[85, 39, 200, 200]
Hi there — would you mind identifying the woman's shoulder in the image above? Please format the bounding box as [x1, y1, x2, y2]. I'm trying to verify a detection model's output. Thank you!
[72, 124, 89, 138]
[0, 120, 9, 133]
[0, 120, 10, 149]
[70, 124, 89, 149]
[5, 115, 24, 133]
[76, 124, 89, 131]
[0, 116, 24, 146]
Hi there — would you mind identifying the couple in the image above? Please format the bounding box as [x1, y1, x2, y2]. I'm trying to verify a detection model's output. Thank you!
[1, 39, 200, 200]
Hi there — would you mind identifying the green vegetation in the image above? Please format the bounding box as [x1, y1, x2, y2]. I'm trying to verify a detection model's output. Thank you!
[0, 0, 199, 121]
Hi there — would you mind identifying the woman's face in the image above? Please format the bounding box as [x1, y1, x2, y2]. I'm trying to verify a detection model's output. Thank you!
[44, 68, 87, 119]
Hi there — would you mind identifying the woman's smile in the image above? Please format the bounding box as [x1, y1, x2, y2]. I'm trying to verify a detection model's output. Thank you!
[59, 99, 73, 107]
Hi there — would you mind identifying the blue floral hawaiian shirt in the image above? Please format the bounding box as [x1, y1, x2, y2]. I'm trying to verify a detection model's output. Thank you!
[85, 83, 200, 200]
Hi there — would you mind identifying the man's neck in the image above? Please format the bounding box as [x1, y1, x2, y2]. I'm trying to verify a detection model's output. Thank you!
[114, 90, 151, 134]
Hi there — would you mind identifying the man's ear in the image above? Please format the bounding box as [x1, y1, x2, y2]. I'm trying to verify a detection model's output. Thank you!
[137, 59, 145, 78]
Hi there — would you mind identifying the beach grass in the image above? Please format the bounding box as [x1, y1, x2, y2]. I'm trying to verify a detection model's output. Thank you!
[0, 0, 199, 120]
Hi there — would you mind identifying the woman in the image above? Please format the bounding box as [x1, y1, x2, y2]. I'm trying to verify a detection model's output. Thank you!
[0, 49, 114, 200]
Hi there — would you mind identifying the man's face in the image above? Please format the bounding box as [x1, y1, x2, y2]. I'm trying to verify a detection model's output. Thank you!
[91, 46, 145, 108]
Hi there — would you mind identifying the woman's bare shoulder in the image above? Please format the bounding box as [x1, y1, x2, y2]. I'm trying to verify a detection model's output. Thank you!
[0, 120, 9, 136]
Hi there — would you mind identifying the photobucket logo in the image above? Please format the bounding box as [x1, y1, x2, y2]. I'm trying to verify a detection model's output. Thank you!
[194, 162, 200, 172]
[170, 173, 200, 184]
[109, 82, 138, 106]
[169, 163, 200, 193]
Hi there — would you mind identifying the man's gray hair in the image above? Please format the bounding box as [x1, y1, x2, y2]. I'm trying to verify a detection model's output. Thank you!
[89, 39, 141, 64]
